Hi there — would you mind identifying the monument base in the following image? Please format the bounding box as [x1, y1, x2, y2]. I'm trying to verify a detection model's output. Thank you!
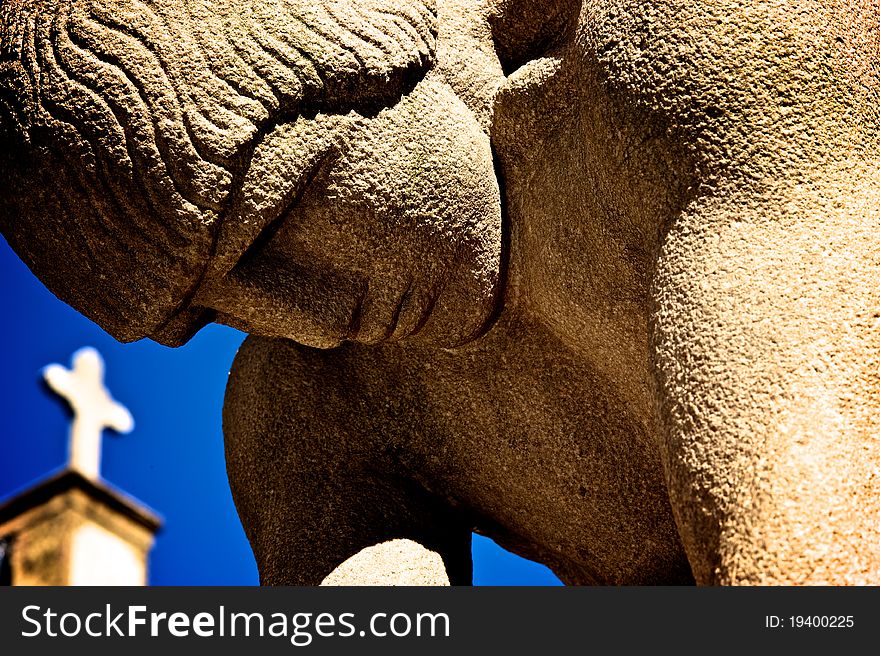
[0, 469, 161, 586]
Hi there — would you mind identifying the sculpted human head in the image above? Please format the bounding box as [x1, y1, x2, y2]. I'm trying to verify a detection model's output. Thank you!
[0, 0, 502, 348]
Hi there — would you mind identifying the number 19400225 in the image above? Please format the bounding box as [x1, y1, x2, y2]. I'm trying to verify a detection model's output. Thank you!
[765, 616, 855, 628]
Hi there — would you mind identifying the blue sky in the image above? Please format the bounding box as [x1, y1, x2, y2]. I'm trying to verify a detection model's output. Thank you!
[0, 236, 560, 585]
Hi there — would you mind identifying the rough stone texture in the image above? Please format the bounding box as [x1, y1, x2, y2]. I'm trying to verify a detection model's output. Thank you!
[1, 0, 878, 585]
[0, 0, 442, 343]
[321, 539, 450, 585]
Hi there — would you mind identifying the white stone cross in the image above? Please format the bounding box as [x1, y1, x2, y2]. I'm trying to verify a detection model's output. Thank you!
[43, 347, 134, 480]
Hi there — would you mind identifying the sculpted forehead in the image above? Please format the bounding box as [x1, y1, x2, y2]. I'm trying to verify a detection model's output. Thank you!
[0, 0, 437, 341]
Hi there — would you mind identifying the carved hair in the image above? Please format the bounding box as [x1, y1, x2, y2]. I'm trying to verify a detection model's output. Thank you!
[0, 0, 436, 341]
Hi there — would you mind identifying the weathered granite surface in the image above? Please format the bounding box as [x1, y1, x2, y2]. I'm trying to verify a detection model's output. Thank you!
[1, 0, 878, 584]
[320, 539, 450, 586]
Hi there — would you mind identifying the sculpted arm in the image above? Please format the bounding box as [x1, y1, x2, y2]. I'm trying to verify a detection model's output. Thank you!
[639, 2, 880, 584]
[653, 170, 880, 584]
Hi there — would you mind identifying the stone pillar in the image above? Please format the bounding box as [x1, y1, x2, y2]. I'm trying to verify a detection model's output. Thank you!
[0, 470, 160, 586]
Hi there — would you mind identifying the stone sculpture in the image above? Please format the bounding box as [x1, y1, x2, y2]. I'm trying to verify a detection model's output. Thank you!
[1, 0, 877, 584]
